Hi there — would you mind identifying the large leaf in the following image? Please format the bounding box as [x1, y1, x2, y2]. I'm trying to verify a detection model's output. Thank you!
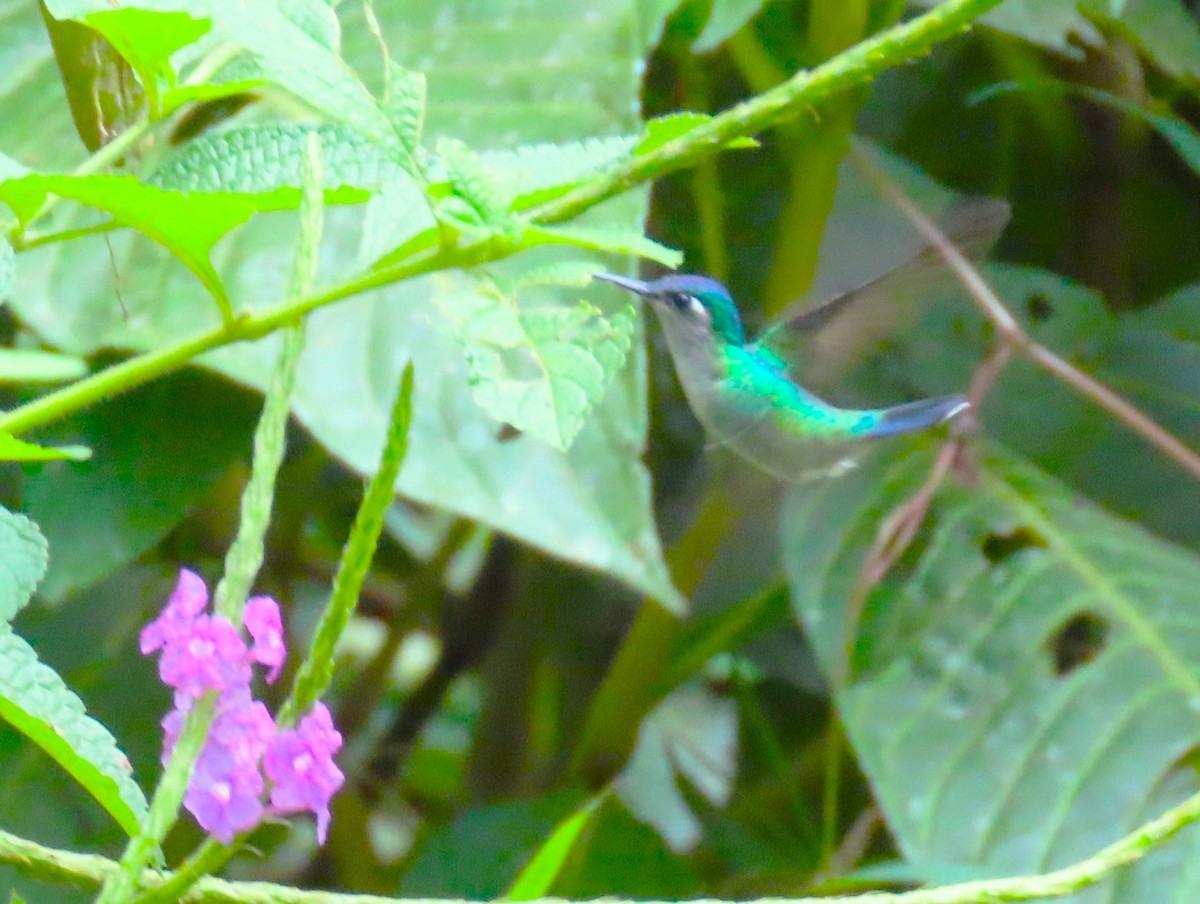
[0, 507, 146, 836]
[782, 446, 1200, 901]
[6, 0, 685, 609]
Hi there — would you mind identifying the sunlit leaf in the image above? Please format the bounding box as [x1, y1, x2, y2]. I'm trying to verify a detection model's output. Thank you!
[634, 112, 758, 156]
[7, 0, 686, 616]
[0, 173, 255, 320]
[505, 793, 607, 901]
[0, 433, 89, 462]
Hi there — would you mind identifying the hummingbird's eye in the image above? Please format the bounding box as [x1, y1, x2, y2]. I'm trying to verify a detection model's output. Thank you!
[670, 293, 707, 318]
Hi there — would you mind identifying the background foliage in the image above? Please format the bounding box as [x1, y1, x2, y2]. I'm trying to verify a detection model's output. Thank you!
[0, 0, 1198, 901]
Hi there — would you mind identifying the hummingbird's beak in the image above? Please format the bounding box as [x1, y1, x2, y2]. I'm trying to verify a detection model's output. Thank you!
[594, 272, 653, 296]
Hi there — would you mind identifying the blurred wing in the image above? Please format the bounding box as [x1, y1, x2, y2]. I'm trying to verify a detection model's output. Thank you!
[694, 357, 969, 484]
[751, 197, 1011, 392]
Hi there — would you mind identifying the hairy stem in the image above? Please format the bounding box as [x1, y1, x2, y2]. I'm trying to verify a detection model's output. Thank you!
[4, 774, 1200, 901]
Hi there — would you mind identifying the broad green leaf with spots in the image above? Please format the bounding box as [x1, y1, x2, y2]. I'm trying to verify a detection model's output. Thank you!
[782, 446, 1200, 901]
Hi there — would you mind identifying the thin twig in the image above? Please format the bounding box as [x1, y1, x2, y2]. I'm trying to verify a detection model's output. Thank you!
[851, 145, 1200, 482]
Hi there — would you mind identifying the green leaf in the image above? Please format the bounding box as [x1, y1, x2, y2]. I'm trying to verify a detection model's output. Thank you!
[383, 62, 426, 164]
[693, 0, 767, 52]
[0, 349, 88, 384]
[78, 8, 211, 112]
[0, 507, 48, 624]
[484, 138, 638, 207]
[0, 625, 147, 835]
[923, 0, 1200, 80]
[634, 112, 758, 156]
[438, 136, 518, 233]
[0, 173, 255, 321]
[0, 433, 90, 462]
[525, 225, 683, 269]
[433, 279, 637, 452]
[216, 0, 393, 144]
[47, 0, 393, 144]
[160, 75, 269, 116]
[403, 791, 589, 898]
[505, 793, 608, 901]
[782, 445, 1200, 897]
[37, 2, 144, 152]
[0, 4, 80, 171]
[0, 506, 146, 834]
[150, 123, 393, 207]
[893, 262, 1200, 545]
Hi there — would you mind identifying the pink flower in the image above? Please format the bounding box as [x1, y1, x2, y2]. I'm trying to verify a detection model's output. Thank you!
[245, 596, 286, 683]
[140, 569, 208, 655]
[264, 703, 345, 844]
[157, 614, 251, 706]
[143, 570, 342, 845]
[184, 741, 265, 844]
[210, 689, 277, 767]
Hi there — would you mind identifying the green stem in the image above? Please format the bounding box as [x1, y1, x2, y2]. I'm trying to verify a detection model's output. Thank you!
[529, 0, 1005, 226]
[99, 136, 324, 903]
[0, 240, 493, 437]
[91, 693, 215, 904]
[0, 0, 1003, 439]
[7, 778, 1200, 901]
[139, 362, 417, 904]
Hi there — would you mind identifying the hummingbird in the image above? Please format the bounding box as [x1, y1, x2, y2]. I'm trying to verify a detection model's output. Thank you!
[595, 199, 1008, 482]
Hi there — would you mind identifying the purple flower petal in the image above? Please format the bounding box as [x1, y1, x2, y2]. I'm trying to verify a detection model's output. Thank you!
[140, 569, 209, 655]
[264, 703, 344, 844]
[185, 740, 265, 844]
[157, 614, 251, 704]
[211, 689, 277, 766]
[245, 596, 286, 683]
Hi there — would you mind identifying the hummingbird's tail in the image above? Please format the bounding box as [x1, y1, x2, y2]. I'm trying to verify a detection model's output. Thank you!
[871, 394, 970, 438]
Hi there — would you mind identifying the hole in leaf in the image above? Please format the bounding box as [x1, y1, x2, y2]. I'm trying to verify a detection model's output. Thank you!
[1046, 611, 1109, 676]
[1026, 292, 1054, 322]
[981, 526, 1048, 563]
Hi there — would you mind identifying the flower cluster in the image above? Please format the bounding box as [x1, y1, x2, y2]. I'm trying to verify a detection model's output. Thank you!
[141, 569, 344, 844]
